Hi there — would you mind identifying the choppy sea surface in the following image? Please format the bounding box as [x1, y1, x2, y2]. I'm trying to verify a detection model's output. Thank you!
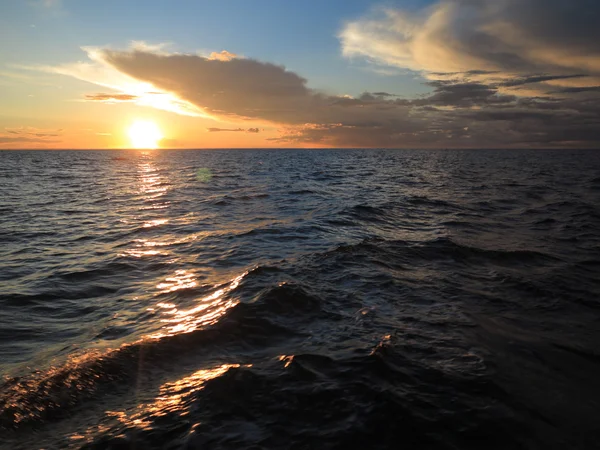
[1, 149, 600, 449]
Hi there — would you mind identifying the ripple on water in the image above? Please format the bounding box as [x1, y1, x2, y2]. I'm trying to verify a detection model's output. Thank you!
[1, 149, 600, 449]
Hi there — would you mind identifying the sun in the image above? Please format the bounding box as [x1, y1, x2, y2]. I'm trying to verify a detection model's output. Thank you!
[128, 120, 163, 149]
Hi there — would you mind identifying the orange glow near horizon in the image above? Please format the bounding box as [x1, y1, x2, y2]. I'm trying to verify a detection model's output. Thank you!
[128, 120, 163, 149]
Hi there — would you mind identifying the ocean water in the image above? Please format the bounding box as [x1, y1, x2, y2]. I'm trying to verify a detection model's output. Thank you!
[1, 148, 600, 449]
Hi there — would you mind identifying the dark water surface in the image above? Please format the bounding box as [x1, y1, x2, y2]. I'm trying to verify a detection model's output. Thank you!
[1, 149, 600, 449]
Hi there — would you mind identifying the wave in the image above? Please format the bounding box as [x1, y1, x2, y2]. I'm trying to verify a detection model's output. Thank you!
[406, 196, 459, 209]
[76, 338, 525, 450]
[0, 273, 325, 430]
[3, 149, 600, 449]
[319, 237, 560, 268]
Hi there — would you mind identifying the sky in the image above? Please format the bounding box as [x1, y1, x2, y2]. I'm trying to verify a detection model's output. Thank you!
[1, 0, 599, 149]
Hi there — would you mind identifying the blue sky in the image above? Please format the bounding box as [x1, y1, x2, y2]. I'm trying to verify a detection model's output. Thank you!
[1, 0, 434, 96]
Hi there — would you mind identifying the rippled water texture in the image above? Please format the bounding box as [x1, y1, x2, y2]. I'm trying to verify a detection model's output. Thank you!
[1, 149, 600, 449]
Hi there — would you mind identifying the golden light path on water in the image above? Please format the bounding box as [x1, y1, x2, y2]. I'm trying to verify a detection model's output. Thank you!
[124, 153, 250, 338]
[69, 363, 250, 444]
[105, 363, 251, 430]
[63, 152, 254, 444]
[152, 271, 247, 338]
[119, 154, 171, 260]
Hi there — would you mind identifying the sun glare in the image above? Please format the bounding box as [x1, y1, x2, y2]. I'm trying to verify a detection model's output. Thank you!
[128, 120, 163, 149]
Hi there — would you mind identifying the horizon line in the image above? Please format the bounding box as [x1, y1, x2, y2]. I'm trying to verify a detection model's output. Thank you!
[1, 147, 600, 151]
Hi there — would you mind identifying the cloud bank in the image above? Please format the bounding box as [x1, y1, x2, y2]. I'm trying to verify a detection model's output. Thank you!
[340, 0, 600, 88]
[38, 1, 600, 148]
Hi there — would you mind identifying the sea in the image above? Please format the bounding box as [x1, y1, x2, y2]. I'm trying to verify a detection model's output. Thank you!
[1, 148, 600, 449]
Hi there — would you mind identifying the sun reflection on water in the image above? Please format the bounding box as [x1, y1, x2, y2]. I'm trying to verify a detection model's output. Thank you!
[156, 269, 197, 293]
[69, 363, 248, 443]
[124, 248, 165, 258]
[110, 363, 247, 429]
[143, 218, 169, 228]
[151, 271, 248, 338]
[279, 354, 294, 368]
[137, 156, 170, 204]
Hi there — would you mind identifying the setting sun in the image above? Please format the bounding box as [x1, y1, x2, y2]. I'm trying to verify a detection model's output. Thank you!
[128, 120, 163, 149]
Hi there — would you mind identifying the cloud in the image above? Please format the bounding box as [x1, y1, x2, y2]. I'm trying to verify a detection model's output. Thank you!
[22, 43, 206, 118]
[0, 136, 61, 145]
[552, 86, 600, 94]
[339, 0, 600, 92]
[209, 51, 238, 62]
[91, 47, 429, 133]
[85, 93, 139, 102]
[411, 81, 517, 108]
[130, 41, 172, 54]
[97, 48, 317, 124]
[0, 127, 63, 147]
[207, 128, 244, 132]
[500, 74, 588, 88]
[207, 127, 261, 133]
[37, 7, 600, 149]
[0, 134, 60, 145]
[4, 126, 63, 136]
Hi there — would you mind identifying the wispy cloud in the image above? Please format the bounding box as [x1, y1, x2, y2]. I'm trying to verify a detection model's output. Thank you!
[85, 93, 138, 102]
[207, 127, 260, 133]
[5, 126, 63, 137]
[0, 136, 61, 145]
[0, 126, 63, 147]
[22, 42, 206, 117]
